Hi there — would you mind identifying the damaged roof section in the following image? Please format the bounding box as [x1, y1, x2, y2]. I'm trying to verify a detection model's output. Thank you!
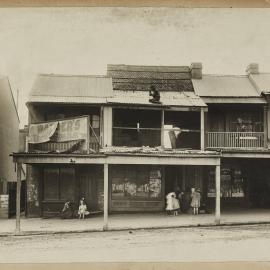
[107, 64, 194, 92]
[107, 64, 206, 107]
[108, 90, 206, 107]
[100, 146, 219, 156]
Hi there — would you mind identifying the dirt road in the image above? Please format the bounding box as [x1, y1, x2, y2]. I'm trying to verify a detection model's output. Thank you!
[1, 224, 270, 263]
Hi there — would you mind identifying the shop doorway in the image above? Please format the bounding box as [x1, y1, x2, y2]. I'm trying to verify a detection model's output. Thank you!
[164, 166, 204, 195]
[164, 165, 208, 213]
[248, 160, 270, 208]
[77, 166, 102, 211]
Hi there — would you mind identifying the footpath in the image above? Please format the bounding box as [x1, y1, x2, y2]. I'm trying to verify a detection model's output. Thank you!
[1, 209, 270, 236]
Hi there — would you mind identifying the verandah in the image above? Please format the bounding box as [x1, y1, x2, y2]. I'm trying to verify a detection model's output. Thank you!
[13, 153, 221, 234]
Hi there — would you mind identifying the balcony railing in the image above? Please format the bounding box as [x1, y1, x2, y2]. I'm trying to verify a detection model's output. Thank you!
[206, 132, 265, 149]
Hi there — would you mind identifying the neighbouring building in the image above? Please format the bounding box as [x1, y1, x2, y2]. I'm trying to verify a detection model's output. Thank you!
[11, 63, 270, 228]
[193, 63, 270, 210]
[0, 76, 20, 218]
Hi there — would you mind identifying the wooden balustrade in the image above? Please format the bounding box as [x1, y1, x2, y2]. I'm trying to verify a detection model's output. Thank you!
[206, 132, 265, 149]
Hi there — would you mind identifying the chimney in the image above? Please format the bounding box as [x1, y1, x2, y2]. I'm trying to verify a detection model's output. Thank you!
[246, 63, 259, 75]
[190, 62, 202, 79]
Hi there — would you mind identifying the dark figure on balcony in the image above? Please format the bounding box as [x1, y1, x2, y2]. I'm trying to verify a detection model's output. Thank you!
[149, 85, 161, 104]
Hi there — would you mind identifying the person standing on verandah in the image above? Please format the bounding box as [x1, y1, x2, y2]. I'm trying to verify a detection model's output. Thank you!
[190, 188, 201, 215]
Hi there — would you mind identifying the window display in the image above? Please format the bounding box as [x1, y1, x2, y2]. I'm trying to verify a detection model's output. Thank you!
[111, 166, 162, 199]
[207, 166, 245, 198]
[207, 170, 216, 197]
[231, 169, 245, 197]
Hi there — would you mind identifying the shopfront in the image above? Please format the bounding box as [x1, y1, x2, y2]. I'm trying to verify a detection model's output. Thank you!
[206, 161, 247, 209]
[109, 164, 216, 213]
[25, 164, 104, 217]
[109, 165, 164, 212]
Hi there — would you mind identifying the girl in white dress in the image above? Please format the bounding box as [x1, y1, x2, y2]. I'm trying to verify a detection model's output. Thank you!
[166, 192, 180, 215]
[78, 199, 90, 219]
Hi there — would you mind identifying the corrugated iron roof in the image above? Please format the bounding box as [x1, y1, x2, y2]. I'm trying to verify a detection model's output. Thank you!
[30, 74, 113, 98]
[202, 97, 267, 104]
[28, 91, 206, 107]
[193, 75, 261, 97]
[108, 90, 206, 107]
[28, 96, 107, 104]
[249, 73, 270, 93]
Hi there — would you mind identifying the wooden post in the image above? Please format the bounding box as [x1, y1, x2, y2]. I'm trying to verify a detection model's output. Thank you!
[15, 163, 22, 235]
[267, 104, 270, 146]
[103, 107, 112, 147]
[215, 164, 221, 224]
[182, 166, 186, 191]
[3, 179, 7, 194]
[264, 105, 268, 148]
[161, 110, 164, 148]
[103, 163, 109, 231]
[200, 108, 205, 151]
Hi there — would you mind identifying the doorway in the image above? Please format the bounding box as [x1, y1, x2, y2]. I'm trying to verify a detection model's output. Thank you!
[77, 165, 102, 211]
[165, 166, 203, 194]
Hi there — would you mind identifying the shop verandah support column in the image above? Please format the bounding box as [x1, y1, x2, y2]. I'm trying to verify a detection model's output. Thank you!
[200, 108, 205, 151]
[215, 164, 221, 224]
[15, 163, 22, 235]
[103, 163, 109, 231]
[264, 105, 268, 148]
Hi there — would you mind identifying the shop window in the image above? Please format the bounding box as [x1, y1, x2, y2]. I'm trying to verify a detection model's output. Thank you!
[207, 166, 245, 198]
[111, 166, 162, 199]
[43, 167, 75, 201]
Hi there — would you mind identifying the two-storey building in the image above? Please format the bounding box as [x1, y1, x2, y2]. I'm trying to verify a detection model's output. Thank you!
[193, 63, 270, 210]
[12, 63, 270, 230]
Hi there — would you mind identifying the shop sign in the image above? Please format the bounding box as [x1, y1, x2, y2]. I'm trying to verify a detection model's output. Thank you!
[28, 116, 88, 144]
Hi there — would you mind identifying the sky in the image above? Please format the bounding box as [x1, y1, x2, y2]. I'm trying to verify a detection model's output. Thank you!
[0, 7, 270, 127]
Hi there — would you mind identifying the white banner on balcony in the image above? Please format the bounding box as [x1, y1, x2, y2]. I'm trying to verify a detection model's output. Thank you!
[28, 116, 88, 144]
[28, 122, 58, 144]
[57, 117, 88, 142]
